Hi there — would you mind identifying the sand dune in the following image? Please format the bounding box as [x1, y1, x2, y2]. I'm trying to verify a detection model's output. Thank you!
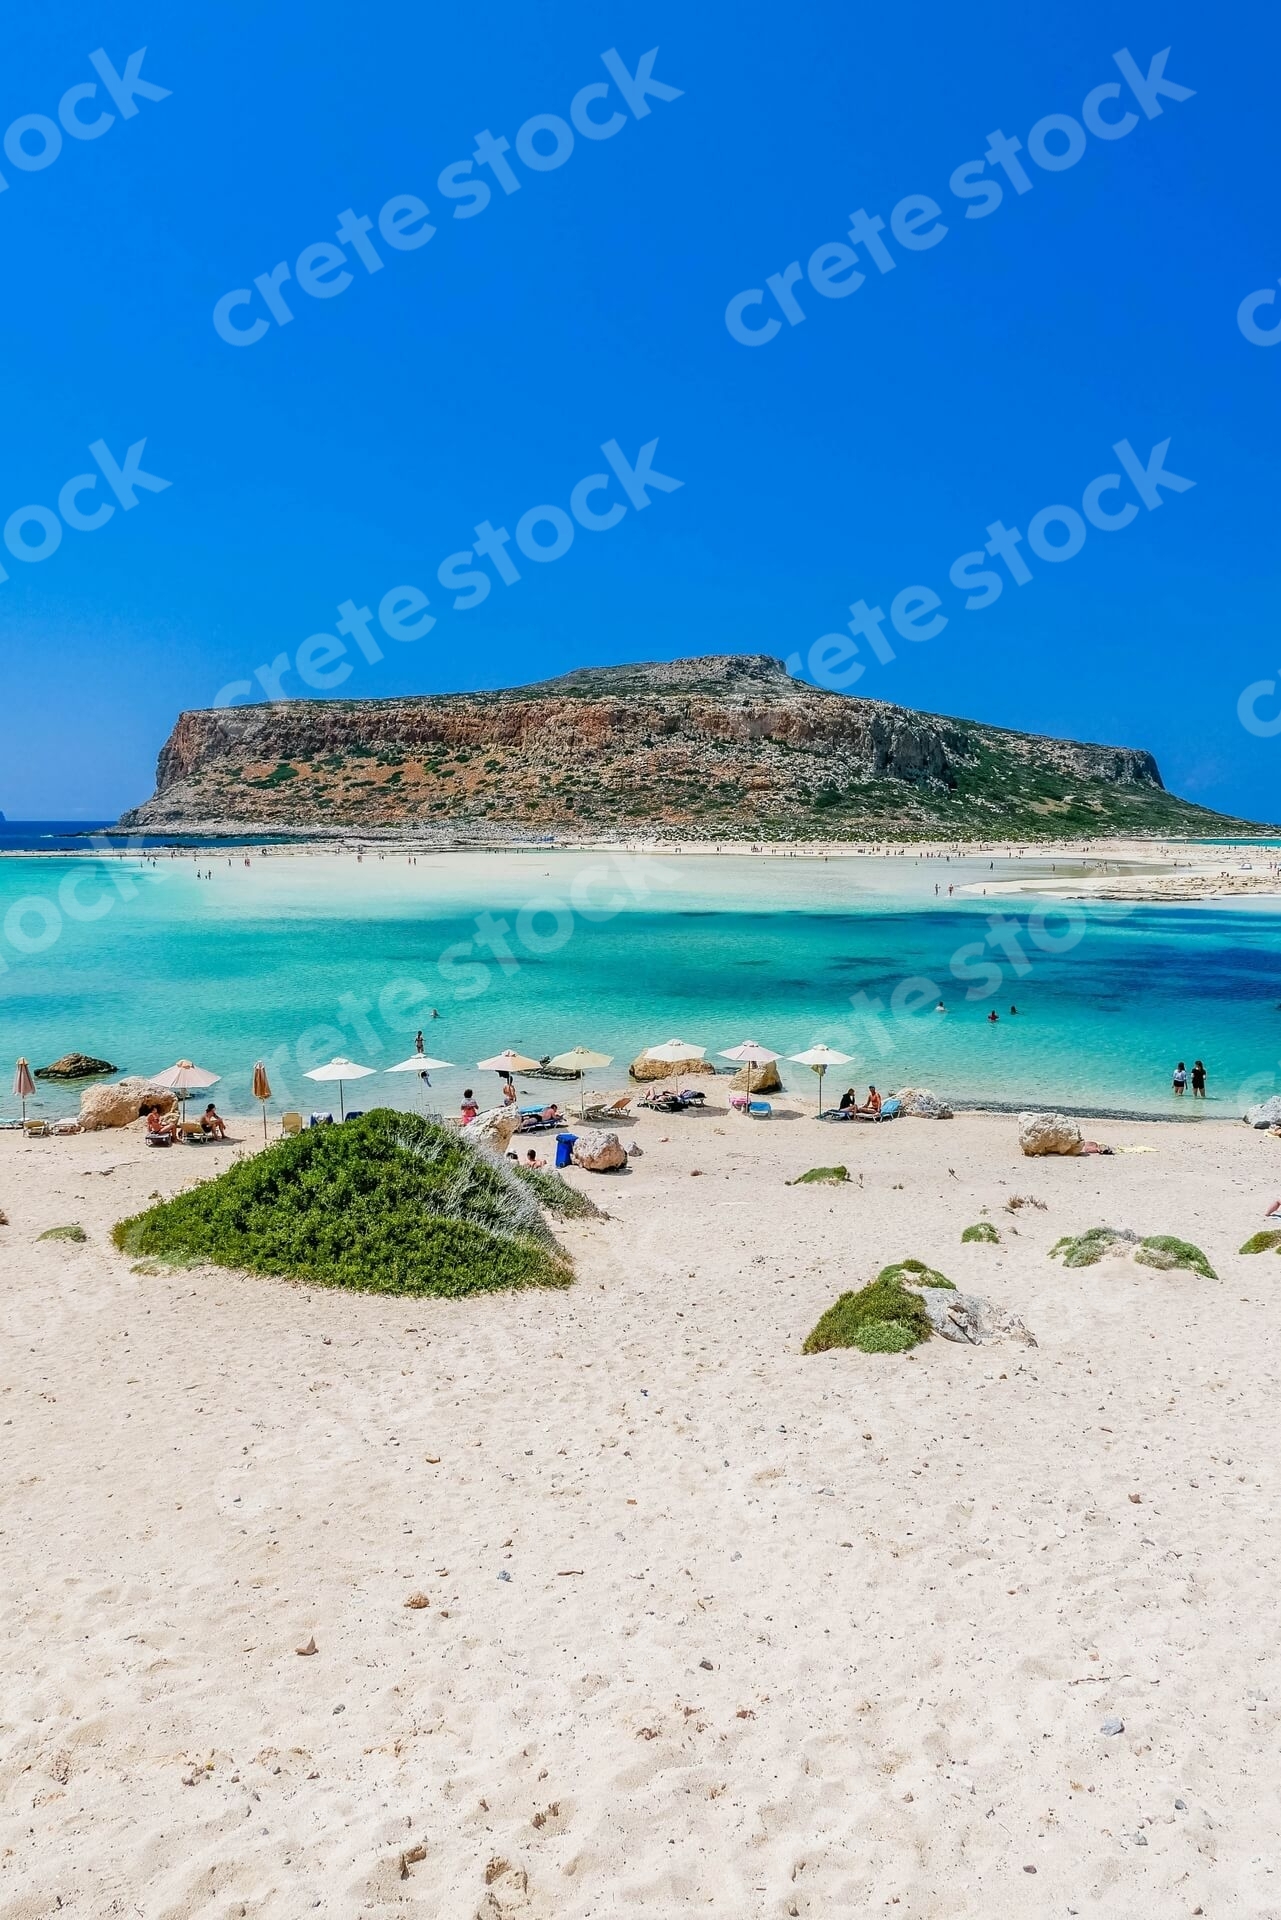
[1, 1107, 1278, 1916]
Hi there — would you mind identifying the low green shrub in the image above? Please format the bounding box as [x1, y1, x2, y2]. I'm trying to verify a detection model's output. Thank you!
[38, 1223, 86, 1243]
[1135, 1234, 1216, 1279]
[113, 1109, 571, 1297]
[961, 1222, 1000, 1244]
[789, 1165, 849, 1185]
[1240, 1229, 1281, 1255]
[878, 1257, 955, 1290]
[1050, 1227, 1135, 1268]
[803, 1275, 934, 1355]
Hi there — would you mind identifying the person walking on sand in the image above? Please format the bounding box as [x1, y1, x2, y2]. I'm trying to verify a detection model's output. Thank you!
[1191, 1059, 1207, 1098]
[1172, 1061, 1187, 1096]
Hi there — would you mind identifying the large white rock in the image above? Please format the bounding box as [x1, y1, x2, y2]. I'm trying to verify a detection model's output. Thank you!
[1244, 1094, 1281, 1128]
[907, 1282, 1037, 1348]
[1018, 1111, 1083, 1156]
[465, 1107, 520, 1150]
[571, 1129, 627, 1172]
[79, 1078, 177, 1131]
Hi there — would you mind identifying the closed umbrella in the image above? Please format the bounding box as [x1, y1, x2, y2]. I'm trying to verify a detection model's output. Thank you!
[303, 1055, 376, 1121]
[719, 1039, 781, 1109]
[13, 1057, 34, 1123]
[252, 1061, 272, 1142]
[546, 1044, 613, 1118]
[151, 1059, 221, 1131]
[789, 1044, 853, 1118]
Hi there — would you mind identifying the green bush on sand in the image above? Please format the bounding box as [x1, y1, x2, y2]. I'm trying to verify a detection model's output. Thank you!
[803, 1273, 934, 1355]
[961, 1222, 1000, 1244]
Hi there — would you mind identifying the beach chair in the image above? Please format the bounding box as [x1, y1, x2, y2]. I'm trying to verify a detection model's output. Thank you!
[179, 1120, 207, 1143]
[308, 1112, 335, 1128]
[280, 1111, 303, 1135]
[747, 1100, 772, 1118]
[585, 1094, 632, 1122]
[345, 1111, 365, 1122]
[869, 1098, 902, 1123]
[22, 1119, 51, 1138]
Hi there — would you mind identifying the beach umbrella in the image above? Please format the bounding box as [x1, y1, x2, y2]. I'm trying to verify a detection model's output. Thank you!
[789, 1044, 853, 1118]
[643, 1038, 706, 1062]
[477, 1049, 541, 1071]
[546, 1044, 613, 1118]
[252, 1061, 272, 1142]
[303, 1055, 375, 1121]
[12, 1057, 34, 1123]
[151, 1059, 221, 1128]
[719, 1039, 781, 1107]
[385, 1053, 452, 1111]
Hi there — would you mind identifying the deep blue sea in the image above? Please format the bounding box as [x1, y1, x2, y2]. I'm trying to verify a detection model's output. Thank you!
[2, 833, 1279, 1121]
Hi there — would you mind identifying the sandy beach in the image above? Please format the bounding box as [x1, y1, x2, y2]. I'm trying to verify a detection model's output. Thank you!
[2, 1100, 1278, 1916]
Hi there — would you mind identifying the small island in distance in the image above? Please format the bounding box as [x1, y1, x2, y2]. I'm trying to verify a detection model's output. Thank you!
[119, 654, 1268, 842]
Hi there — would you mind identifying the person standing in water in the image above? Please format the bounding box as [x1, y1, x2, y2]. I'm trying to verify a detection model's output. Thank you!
[1172, 1061, 1188, 1095]
[1191, 1059, 1207, 1098]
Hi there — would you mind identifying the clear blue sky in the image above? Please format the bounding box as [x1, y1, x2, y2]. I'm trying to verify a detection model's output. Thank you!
[3, 1, 1278, 822]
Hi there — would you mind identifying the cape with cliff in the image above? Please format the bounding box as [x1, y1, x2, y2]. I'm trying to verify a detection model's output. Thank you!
[118, 655, 1264, 841]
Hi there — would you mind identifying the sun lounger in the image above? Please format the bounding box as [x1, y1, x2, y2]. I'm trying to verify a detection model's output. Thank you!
[747, 1100, 772, 1117]
[22, 1119, 50, 1137]
[308, 1112, 335, 1127]
[280, 1111, 303, 1135]
[344, 1111, 365, 1122]
[868, 1098, 902, 1122]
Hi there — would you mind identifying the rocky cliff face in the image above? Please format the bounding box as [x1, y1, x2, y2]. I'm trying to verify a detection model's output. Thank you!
[121, 653, 1241, 840]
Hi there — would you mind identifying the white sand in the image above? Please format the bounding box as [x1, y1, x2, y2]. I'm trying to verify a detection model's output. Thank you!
[2, 1106, 1279, 1916]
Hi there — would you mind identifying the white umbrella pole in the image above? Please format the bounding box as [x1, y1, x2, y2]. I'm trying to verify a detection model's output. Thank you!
[818, 1063, 824, 1119]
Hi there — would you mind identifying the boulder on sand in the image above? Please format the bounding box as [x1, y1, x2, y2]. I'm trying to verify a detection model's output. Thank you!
[730, 1060, 782, 1094]
[907, 1278, 1037, 1347]
[35, 1052, 117, 1080]
[629, 1054, 715, 1082]
[1244, 1094, 1281, 1129]
[1019, 1111, 1083, 1156]
[79, 1078, 176, 1131]
[894, 1086, 954, 1119]
[571, 1129, 627, 1172]
[466, 1107, 521, 1151]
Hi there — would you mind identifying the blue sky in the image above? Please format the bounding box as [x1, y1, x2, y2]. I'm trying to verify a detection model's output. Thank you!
[2, 1, 1279, 822]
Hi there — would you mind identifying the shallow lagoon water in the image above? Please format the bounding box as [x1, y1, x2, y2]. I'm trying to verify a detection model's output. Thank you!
[1, 843, 1279, 1121]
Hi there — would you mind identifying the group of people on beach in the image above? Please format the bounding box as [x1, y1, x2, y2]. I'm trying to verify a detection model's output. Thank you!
[1172, 1060, 1208, 1098]
[837, 1085, 882, 1115]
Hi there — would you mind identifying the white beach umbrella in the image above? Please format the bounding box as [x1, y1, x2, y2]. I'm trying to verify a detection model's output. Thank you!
[13, 1057, 34, 1124]
[789, 1043, 853, 1118]
[385, 1054, 453, 1074]
[151, 1058, 221, 1126]
[546, 1044, 614, 1118]
[719, 1039, 781, 1107]
[644, 1038, 707, 1062]
[303, 1055, 376, 1120]
[477, 1048, 541, 1072]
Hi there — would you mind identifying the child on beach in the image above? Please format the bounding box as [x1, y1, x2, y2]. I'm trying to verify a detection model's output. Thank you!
[460, 1089, 479, 1124]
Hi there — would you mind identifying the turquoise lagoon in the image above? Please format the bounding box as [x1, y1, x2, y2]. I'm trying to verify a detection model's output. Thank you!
[1, 843, 1279, 1121]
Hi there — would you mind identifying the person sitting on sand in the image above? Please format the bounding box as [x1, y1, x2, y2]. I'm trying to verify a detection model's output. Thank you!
[460, 1088, 479, 1124]
[838, 1087, 857, 1111]
[542, 1103, 564, 1125]
[146, 1106, 175, 1143]
[200, 1103, 227, 1138]
[860, 1085, 882, 1115]
[525, 1148, 546, 1169]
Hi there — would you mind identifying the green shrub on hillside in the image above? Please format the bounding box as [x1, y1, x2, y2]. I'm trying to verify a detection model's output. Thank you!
[1050, 1226, 1134, 1268]
[961, 1222, 1000, 1244]
[112, 1110, 571, 1297]
[1240, 1229, 1281, 1255]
